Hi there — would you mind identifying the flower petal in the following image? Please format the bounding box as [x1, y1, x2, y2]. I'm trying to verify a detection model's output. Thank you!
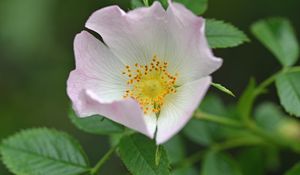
[68, 71, 157, 138]
[72, 31, 127, 102]
[67, 31, 157, 138]
[86, 2, 222, 84]
[85, 3, 165, 66]
[166, 2, 222, 83]
[156, 76, 212, 144]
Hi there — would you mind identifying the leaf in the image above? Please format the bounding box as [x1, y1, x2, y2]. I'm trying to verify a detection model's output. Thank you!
[131, 0, 146, 8]
[251, 17, 299, 67]
[201, 151, 242, 175]
[211, 82, 235, 97]
[237, 78, 257, 120]
[174, 0, 208, 15]
[163, 135, 185, 164]
[275, 72, 300, 116]
[205, 19, 250, 49]
[285, 162, 300, 175]
[172, 166, 198, 175]
[254, 102, 285, 132]
[0, 128, 90, 175]
[236, 147, 266, 175]
[119, 134, 170, 175]
[69, 108, 124, 135]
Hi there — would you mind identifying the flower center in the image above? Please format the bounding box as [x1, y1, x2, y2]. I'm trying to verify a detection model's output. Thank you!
[122, 55, 178, 114]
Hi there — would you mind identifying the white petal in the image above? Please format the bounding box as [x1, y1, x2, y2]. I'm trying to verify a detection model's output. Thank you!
[166, 2, 222, 84]
[85, 3, 183, 69]
[67, 31, 157, 138]
[70, 83, 156, 138]
[156, 76, 212, 144]
[73, 31, 126, 102]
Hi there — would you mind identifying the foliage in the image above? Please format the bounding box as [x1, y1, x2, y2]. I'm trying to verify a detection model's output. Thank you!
[0, 128, 90, 175]
[251, 18, 299, 67]
[206, 19, 250, 48]
[1, 0, 300, 175]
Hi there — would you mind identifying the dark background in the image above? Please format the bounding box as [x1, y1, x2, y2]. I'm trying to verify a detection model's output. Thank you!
[0, 0, 299, 174]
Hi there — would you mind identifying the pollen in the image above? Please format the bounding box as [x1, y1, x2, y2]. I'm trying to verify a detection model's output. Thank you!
[122, 55, 178, 114]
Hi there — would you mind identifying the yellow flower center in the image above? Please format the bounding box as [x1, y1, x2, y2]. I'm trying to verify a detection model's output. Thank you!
[122, 55, 178, 114]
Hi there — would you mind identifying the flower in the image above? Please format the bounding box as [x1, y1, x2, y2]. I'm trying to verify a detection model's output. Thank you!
[67, 1, 222, 144]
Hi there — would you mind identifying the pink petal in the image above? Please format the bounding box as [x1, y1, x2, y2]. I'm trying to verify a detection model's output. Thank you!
[86, 2, 222, 84]
[156, 76, 212, 144]
[67, 31, 157, 138]
[85, 2, 166, 66]
[166, 2, 222, 83]
[73, 31, 126, 102]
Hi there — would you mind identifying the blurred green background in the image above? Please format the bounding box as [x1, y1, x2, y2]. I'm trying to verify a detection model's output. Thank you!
[0, 0, 299, 174]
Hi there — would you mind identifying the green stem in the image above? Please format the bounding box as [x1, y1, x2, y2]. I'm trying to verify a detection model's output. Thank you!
[194, 111, 242, 128]
[90, 146, 117, 175]
[255, 66, 300, 95]
[143, 0, 149, 6]
[175, 137, 264, 168]
[194, 111, 282, 147]
[212, 137, 265, 151]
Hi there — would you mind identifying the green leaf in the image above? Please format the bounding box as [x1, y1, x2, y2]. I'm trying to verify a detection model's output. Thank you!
[236, 147, 265, 175]
[172, 166, 198, 175]
[131, 0, 146, 8]
[275, 72, 300, 116]
[201, 151, 242, 175]
[285, 162, 300, 175]
[211, 82, 235, 97]
[69, 108, 124, 135]
[251, 17, 299, 67]
[237, 78, 257, 120]
[119, 134, 170, 175]
[174, 0, 207, 15]
[206, 19, 250, 49]
[254, 102, 285, 132]
[163, 135, 185, 164]
[0, 128, 90, 175]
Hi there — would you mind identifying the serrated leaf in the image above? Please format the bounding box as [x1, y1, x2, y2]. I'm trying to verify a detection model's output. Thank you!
[201, 151, 242, 175]
[211, 82, 235, 97]
[275, 72, 300, 116]
[285, 162, 300, 175]
[251, 17, 299, 67]
[119, 134, 170, 175]
[174, 0, 207, 15]
[69, 109, 124, 135]
[206, 19, 249, 48]
[0, 128, 89, 175]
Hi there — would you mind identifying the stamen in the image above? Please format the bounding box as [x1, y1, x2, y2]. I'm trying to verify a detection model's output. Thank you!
[122, 55, 178, 114]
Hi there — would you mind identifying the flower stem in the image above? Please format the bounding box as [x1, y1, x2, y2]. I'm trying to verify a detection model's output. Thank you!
[194, 111, 242, 128]
[90, 145, 117, 175]
[255, 66, 300, 95]
[212, 136, 265, 151]
[143, 0, 149, 6]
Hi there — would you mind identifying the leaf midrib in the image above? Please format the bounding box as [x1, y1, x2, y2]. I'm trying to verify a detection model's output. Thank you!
[1, 143, 89, 169]
[130, 138, 159, 175]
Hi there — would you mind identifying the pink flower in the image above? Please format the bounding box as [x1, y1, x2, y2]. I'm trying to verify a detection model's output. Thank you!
[67, 1, 222, 144]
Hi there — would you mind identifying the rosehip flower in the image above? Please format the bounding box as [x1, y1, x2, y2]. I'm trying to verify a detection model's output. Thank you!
[67, 1, 222, 144]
